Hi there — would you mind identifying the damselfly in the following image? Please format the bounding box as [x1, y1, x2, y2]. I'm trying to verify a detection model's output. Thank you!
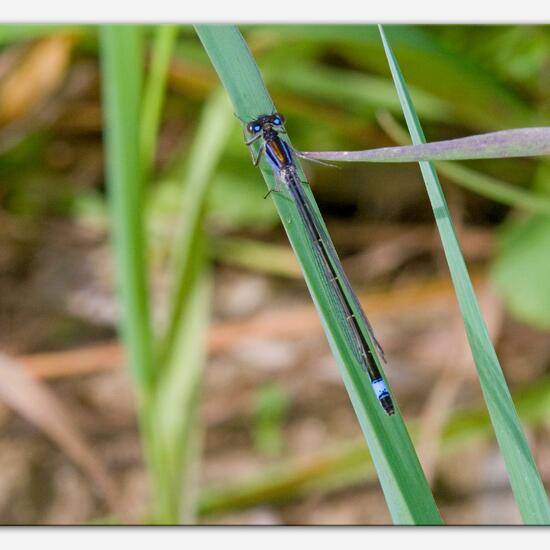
[243, 112, 395, 416]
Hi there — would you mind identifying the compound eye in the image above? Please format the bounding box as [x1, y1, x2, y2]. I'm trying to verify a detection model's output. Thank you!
[254, 124, 262, 132]
[246, 122, 256, 134]
[272, 114, 285, 126]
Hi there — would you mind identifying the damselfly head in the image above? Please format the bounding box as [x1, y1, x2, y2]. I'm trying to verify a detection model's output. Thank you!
[246, 113, 286, 134]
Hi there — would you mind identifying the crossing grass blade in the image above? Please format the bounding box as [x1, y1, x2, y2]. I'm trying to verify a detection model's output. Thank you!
[378, 24, 550, 525]
[299, 109, 550, 217]
[375, 112, 550, 217]
[299, 127, 550, 163]
[195, 24, 442, 525]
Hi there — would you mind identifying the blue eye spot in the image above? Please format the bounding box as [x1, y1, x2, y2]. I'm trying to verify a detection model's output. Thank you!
[273, 117, 281, 125]
[254, 125, 261, 132]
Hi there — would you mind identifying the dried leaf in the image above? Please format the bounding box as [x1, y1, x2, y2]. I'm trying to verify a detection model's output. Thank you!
[0, 353, 122, 517]
[0, 34, 73, 126]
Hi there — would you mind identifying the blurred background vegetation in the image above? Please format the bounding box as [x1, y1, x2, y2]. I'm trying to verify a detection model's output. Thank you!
[1, 24, 550, 525]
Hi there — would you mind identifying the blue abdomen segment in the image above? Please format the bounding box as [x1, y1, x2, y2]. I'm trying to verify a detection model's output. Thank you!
[371, 377, 394, 415]
[371, 378, 390, 400]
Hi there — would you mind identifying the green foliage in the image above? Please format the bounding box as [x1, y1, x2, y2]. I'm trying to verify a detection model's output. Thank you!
[252, 25, 535, 131]
[378, 24, 550, 524]
[207, 170, 279, 230]
[140, 25, 179, 179]
[100, 25, 218, 524]
[266, 61, 453, 123]
[252, 384, 289, 456]
[160, 89, 233, 365]
[491, 162, 550, 329]
[492, 215, 550, 328]
[100, 25, 154, 391]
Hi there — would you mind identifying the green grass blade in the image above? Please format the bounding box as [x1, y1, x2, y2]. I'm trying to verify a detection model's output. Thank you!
[379, 24, 550, 525]
[99, 25, 155, 394]
[101, 25, 169, 523]
[152, 262, 211, 523]
[143, 90, 231, 523]
[160, 88, 233, 365]
[147, 89, 232, 523]
[195, 24, 442, 525]
[140, 25, 179, 179]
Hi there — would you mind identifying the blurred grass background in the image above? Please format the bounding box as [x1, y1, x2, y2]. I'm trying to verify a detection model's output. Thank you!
[1, 24, 550, 524]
